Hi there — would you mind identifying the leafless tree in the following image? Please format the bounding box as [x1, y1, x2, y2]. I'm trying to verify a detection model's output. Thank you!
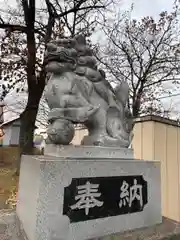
[0, 0, 114, 174]
[97, 2, 180, 118]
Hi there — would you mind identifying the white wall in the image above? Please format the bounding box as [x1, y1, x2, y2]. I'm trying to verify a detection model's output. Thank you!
[2, 119, 21, 146]
[2, 126, 12, 146]
[10, 126, 20, 145]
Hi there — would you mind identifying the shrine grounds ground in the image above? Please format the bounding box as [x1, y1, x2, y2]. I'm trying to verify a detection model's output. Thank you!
[0, 146, 42, 209]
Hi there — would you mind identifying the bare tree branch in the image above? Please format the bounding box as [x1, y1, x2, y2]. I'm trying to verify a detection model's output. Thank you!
[98, 5, 180, 117]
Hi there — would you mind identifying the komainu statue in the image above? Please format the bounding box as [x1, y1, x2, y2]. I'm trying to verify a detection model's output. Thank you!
[44, 35, 134, 147]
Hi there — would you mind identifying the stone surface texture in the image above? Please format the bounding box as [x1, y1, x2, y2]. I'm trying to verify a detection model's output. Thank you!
[44, 145, 134, 159]
[1, 211, 180, 240]
[44, 35, 134, 147]
[16, 149, 161, 240]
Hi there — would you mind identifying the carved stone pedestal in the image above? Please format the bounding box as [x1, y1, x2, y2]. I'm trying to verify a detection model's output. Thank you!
[16, 145, 161, 240]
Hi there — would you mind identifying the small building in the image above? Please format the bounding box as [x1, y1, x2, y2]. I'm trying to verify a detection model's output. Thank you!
[0, 128, 3, 146]
[0, 104, 41, 147]
[0, 102, 22, 146]
[0, 117, 21, 166]
[0, 118, 21, 146]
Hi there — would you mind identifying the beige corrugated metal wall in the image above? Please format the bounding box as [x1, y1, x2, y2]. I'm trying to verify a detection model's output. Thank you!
[72, 128, 88, 145]
[133, 116, 180, 222]
[73, 116, 180, 222]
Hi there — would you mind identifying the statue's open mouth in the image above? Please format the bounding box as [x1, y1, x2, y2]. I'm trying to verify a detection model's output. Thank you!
[44, 53, 76, 66]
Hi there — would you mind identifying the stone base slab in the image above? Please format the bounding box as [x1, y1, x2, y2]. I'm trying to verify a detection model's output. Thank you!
[16, 152, 161, 240]
[1, 211, 179, 240]
[44, 144, 134, 159]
